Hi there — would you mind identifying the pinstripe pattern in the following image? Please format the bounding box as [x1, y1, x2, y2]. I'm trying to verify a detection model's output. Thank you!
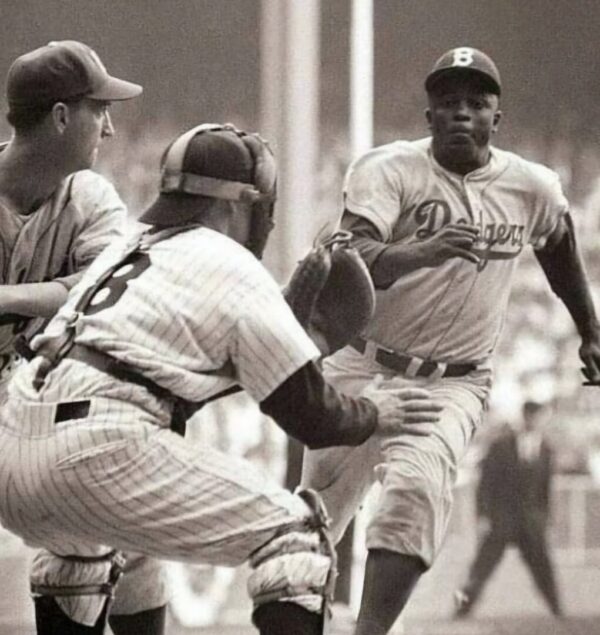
[0, 397, 313, 624]
[30, 226, 319, 404]
[0, 399, 310, 561]
[0, 225, 319, 625]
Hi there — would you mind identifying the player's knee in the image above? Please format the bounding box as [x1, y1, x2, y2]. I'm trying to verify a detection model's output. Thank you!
[367, 466, 454, 567]
[30, 549, 126, 632]
[247, 489, 337, 624]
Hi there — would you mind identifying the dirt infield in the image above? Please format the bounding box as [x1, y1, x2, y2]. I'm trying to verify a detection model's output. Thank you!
[3, 529, 600, 635]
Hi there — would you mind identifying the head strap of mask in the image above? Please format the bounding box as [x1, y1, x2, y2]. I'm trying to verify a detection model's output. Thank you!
[160, 123, 276, 203]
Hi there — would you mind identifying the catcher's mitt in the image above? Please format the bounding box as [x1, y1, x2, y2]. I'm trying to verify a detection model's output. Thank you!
[283, 230, 376, 356]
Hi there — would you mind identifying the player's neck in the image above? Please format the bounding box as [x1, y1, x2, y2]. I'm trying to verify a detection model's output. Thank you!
[433, 143, 492, 176]
[0, 139, 69, 214]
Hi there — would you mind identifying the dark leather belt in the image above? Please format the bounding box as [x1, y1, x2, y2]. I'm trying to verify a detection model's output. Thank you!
[54, 400, 91, 423]
[350, 337, 477, 378]
[49, 343, 174, 425]
[60, 343, 189, 435]
[65, 344, 174, 401]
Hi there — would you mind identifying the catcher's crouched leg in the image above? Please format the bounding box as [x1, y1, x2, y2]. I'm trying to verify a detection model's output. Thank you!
[248, 489, 337, 635]
[30, 549, 126, 635]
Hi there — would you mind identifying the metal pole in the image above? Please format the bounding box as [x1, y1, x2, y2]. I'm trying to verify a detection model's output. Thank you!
[348, 0, 374, 613]
[259, 0, 321, 283]
[260, 0, 321, 491]
[350, 0, 374, 158]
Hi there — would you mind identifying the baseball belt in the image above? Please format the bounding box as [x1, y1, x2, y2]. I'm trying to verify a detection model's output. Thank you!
[350, 337, 477, 378]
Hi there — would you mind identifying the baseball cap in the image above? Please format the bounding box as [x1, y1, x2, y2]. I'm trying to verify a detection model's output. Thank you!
[425, 46, 501, 95]
[140, 123, 276, 226]
[6, 40, 142, 111]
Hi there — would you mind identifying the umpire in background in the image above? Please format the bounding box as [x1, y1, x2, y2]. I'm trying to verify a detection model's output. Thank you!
[454, 400, 563, 617]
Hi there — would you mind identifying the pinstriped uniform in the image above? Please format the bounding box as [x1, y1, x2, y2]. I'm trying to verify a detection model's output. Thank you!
[302, 138, 568, 567]
[0, 164, 158, 620]
[0, 225, 320, 625]
[30, 225, 316, 406]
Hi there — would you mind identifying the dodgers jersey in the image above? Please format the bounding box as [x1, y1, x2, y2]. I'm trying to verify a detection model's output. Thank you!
[12, 225, 320, 416]
[344, 137, 568, 363]
[0, 167, 126, 355]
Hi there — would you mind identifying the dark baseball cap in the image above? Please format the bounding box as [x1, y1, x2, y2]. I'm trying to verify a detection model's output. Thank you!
[425, 47, 501, 95]
[140, 124, 276, 226]
[6, 40, 142, 110]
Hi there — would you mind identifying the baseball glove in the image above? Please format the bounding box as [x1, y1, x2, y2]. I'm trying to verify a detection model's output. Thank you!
[283, 230, 376, 356]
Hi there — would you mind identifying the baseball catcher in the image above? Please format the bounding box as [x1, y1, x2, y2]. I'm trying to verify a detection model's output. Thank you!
[0, 123, 443, 635]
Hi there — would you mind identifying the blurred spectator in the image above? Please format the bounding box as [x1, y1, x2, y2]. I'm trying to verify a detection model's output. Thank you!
[454, 400, 563, 618]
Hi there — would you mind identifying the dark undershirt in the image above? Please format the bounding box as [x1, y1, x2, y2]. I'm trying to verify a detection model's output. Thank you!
[258, 211, 381, 449]
[259, 360, 378, 449]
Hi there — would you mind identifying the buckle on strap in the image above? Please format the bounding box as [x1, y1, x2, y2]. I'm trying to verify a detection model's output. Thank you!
[31, 551, 126, 599]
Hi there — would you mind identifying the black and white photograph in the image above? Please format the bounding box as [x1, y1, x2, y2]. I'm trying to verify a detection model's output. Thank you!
[0, 2, 599, 634]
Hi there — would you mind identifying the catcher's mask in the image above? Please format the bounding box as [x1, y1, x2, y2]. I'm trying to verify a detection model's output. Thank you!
[140, 123, 277, 259]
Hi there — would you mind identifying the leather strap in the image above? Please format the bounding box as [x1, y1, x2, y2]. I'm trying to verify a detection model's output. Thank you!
[351, 337, 476, 378]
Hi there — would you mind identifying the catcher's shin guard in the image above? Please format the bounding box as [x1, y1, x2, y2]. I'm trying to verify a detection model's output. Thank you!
[248, 489, 337, 634]
[108, 605, 167, 635]
[34, 596, 109, 635]
[31, 550, 126, 635]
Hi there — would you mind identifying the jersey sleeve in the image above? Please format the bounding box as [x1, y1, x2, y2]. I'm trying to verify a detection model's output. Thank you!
[528, 166, 569, 250]
[230, 273, 321, 402]
[54, 171, 127, 289]
[343, 146, 403, 242]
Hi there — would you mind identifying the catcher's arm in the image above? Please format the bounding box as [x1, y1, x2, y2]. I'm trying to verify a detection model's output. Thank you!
[260, 361, 442, 449]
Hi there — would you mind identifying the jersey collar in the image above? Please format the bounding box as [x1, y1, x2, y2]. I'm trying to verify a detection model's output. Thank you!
[427, 138, 509, 183]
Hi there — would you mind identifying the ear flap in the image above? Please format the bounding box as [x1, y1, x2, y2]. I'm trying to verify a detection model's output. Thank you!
[241, 134, 276, 197]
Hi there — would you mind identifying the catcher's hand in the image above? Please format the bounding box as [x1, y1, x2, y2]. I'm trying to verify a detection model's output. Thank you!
[283, 231, 376, 356]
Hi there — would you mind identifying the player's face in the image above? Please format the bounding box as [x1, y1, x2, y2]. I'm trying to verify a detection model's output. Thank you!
[66, 98, 114, 169]
[228, 201, 253, 247]
[426, 76, 501, 175]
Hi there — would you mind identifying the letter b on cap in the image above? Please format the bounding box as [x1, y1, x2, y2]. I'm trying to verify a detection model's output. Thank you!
[451, 47, 475, 67]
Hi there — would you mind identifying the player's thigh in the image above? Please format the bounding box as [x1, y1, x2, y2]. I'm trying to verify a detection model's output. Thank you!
[301, 439, 379, 544]
[367, 376, 485, 563]
[43, 428, 313, 567]
[382, 373, 485, 464]
[302, 347, 382, 541]
[110, 553, 169, 615]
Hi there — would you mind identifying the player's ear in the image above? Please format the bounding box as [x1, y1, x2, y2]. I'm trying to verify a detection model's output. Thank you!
[51, 102, 70, 134]
[425, 108, 432, 129]
[492, 109, 502, 133]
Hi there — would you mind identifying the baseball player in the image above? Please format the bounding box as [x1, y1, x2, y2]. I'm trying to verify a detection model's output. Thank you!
[300, 46, 600, 635]
[0, 40, 170, 635]
[0, 39, 141, 397]
[0, 123, 442, 635]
